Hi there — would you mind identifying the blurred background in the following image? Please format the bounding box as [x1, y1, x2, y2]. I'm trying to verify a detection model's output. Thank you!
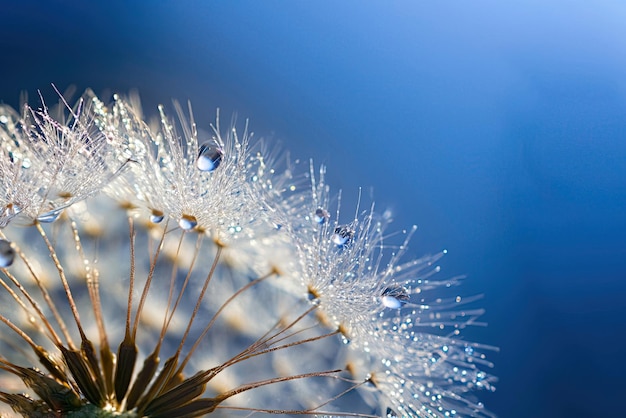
[1, 1, 625, 416]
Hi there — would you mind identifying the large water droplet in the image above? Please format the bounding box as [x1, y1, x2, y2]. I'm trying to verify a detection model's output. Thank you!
[0, 239, 15, 267]
[179, 214, 197, 230]
[381, 286, 410, 309]
[150, 209, 164, 224]
[314, 208, 329, 224]
[197, 142, 224, 172]
[331, 225, 353, 246]
[38, 209, 63, 223]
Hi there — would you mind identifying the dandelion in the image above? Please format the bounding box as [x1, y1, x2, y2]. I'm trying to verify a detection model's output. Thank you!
[0, 89, 496, 417]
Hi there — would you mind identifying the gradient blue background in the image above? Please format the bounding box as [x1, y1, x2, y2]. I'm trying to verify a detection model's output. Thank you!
[2, 1, 625, 417]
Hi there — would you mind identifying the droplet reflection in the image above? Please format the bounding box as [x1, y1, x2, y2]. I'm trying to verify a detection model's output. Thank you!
[0, 239, 15, 267]
[196, 142, 224, 172]
[179, 214, 198, 230]
[331, 225, 353, 247]
[381, 286, 410, 309]
[150, 209, 164, 224]
[37, 209, 63, 223]
[314, 208, 329, 224]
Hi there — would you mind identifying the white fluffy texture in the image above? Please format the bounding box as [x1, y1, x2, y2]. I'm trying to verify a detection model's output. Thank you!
[0, 93, 127, 227]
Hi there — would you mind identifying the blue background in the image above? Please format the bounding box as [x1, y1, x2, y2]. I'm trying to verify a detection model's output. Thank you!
[2, 1, 626, 417]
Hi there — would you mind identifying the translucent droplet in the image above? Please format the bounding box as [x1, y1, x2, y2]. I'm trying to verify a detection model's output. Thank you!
[228, 224, 242, 234]
[331, 225, 353, 246]
[464, 345, 474, 356]
[0, 239, 15, 267]
[38, 209, 63, 223]
[307, 290, 319, 303]
[197, 142, 224, 172]
[21, 158, 32, 169]
[179, 214, 197, 230]
[314, 208, 329, 224]
[430, 352, 442, 363]
[381, 286, 410, 309]
[150, 209, 164, 224]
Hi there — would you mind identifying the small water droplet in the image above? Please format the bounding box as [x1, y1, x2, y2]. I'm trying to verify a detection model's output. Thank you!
[381, 286, 410, 309]
[430, 352, 442, 363]
[38, 209, 63, 223]
[464, 345, 474, 356]
[228, 224, 242, 234]
[0, 239, 15, 267]
[179, 214, 197, 230]
[150, 209, 164, 224]
[21, 158, 31, 169]
[197, 142, 223, 172]
[314, 208, 329, 224]
[331, 225, 353, 246]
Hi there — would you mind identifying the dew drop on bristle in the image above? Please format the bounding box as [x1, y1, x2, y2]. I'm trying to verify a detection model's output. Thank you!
[150, 210, 164, 224]
[37, 209, 63, 223]
[0, 239, 15, 267]
[196, 142, 224, 172]
[331, 225, 353, 246]
[179, 214, 197, 230]
[381, 286, 410, 309]
[314, 208, 329, 224]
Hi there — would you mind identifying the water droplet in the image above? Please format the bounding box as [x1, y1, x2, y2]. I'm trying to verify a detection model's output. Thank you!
[150, 210, 164, 224]
[381, 286, 410, 309]
[0, 115, 8, 124]
[314, 208, 329, 224]
[228, 224, 242, 234]
[38, 209, 63, 223]
[0, 239, 15, 267]
[197, 142, 223, 172]
[179, 214, 197, 230]
[331, 225, 353, 246]
[21, 158, 31, 169]
[464, 345, 474, 356]
[430, 352, 442, 363]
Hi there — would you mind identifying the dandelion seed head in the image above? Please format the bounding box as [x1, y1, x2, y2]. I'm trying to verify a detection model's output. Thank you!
[0, 90, 495, 418]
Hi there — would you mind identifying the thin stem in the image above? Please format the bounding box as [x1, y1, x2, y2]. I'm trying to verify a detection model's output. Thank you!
[0, 229, 74, 348]
[132, 219, 168, 339]
[177, 268, 276, 374]
[35, 221, 87, 344]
